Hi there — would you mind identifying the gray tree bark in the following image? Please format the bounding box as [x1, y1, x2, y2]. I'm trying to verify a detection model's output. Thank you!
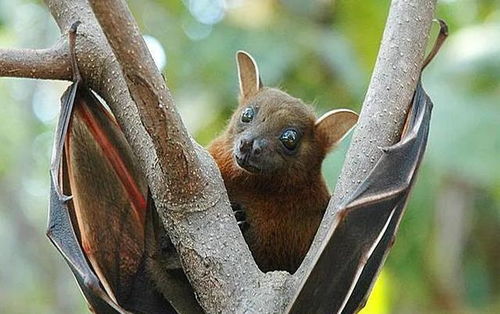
[0, 0, 437, 312]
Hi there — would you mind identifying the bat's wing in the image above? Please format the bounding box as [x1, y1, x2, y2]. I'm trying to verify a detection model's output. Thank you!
[46, 22, 205, 314]
[47, 82, 175, 313]
[287, 20, 448, 314]
[48, 82, 122, 314]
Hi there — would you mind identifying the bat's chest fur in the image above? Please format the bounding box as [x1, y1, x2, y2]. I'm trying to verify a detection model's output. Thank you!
[231, 185, 328, 273]
[207, 138, 330, 272]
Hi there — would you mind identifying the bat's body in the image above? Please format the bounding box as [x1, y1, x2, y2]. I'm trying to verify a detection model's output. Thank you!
[208, 51, 358, 273]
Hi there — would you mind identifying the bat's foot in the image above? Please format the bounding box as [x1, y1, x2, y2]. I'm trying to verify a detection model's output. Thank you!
[231, 202, 249, 233]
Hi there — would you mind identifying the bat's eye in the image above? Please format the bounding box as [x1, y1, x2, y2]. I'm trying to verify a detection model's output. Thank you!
[280, 129, 299, 151]
[241, 107, 254, 123]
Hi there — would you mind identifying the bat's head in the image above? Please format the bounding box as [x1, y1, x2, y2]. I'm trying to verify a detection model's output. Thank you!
[227, 51, 358, 179]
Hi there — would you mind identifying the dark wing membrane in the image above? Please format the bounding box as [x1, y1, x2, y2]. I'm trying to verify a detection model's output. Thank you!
[342, 82, 432, 313]
[47, 82, 175, 313]
[287, 81, 433, 314]
[48, 176, 126, 314]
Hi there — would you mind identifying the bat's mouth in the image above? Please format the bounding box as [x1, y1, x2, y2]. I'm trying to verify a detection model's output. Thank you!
[234, 154, 261, 174]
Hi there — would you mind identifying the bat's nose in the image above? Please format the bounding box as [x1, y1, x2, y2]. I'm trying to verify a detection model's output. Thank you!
[239, 137, 265, 158]
[239, 138, 253, 154]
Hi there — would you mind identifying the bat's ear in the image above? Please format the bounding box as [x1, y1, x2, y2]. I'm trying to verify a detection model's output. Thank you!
[315, 109, 358, 151]
[236, 50, 263, 100]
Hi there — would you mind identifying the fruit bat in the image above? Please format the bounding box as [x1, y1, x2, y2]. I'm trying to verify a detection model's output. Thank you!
[46, 22, 201, 314]
[286, 20, 448, 313]
[46, 18, 447, 313]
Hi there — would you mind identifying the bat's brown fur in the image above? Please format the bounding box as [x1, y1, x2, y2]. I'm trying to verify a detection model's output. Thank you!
[208, 97, 329, 272]
[210, 137, 329, 272]
[208, 53, 357, 272]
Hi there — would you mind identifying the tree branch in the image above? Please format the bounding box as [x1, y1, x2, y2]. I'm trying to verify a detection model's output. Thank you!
[0, 40, 71, 80]
[291, 0, 438, 298]
[333, 0, 437, 205]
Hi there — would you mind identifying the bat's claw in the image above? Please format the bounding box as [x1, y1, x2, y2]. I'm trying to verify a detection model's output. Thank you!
[231, 202, 249, 233]
[55, 188, 73, 203]
[61, 194, 74, 203]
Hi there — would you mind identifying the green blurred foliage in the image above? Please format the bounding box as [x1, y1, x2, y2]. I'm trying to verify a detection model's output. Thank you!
[0, 0, 498, 313]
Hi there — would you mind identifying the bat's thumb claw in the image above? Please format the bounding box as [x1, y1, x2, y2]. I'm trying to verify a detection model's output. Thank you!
[60, 194, 73, 203]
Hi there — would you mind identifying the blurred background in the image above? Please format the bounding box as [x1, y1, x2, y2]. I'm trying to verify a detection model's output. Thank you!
[0, 0, 498, 313]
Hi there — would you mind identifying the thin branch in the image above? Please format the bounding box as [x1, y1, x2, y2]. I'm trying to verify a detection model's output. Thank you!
[291, 0, 438, 299]
[0, 40, 71, 80]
